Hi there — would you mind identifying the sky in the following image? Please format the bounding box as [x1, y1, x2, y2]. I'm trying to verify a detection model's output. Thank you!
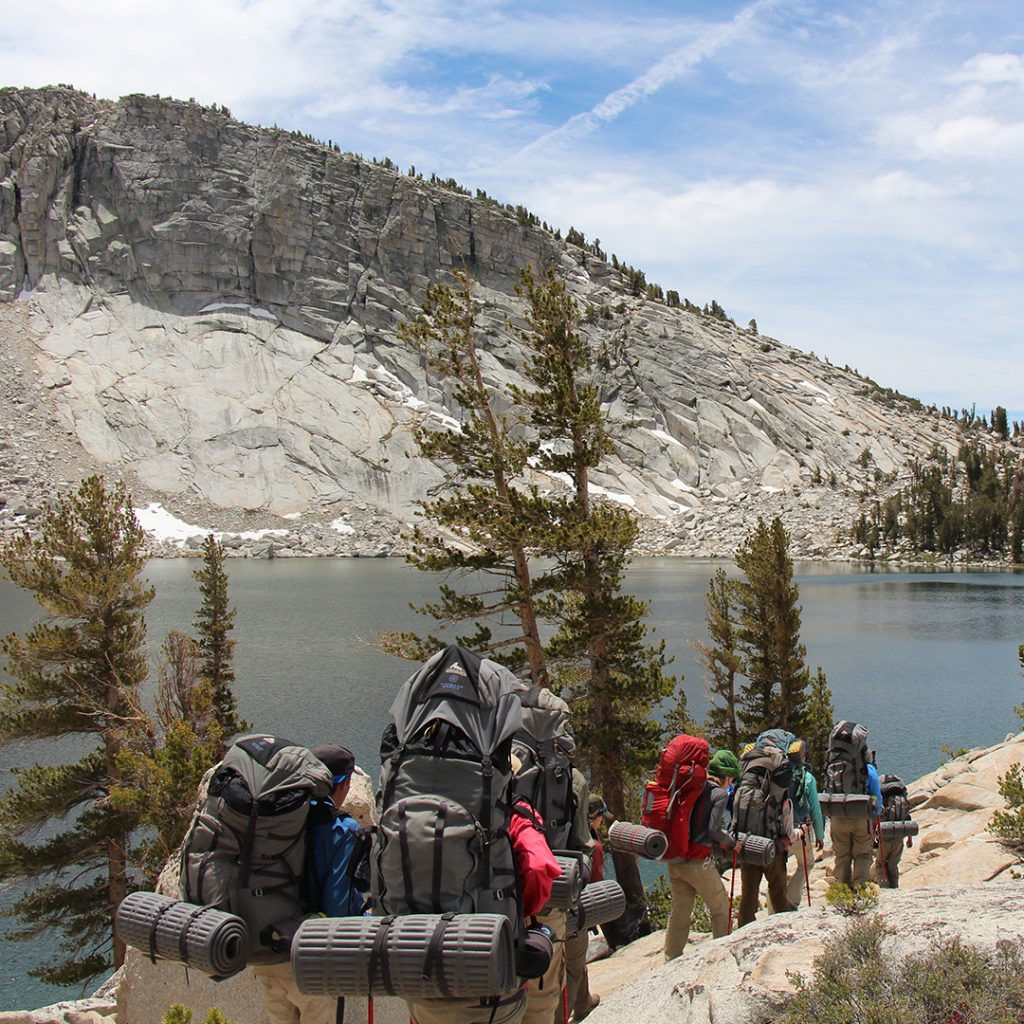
[3, 0, 1023, 420]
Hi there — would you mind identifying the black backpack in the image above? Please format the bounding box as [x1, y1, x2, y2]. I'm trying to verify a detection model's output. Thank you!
[511, 683, 575, 851]
[825, 721, 870, 795]
[879, 773, 911, 822]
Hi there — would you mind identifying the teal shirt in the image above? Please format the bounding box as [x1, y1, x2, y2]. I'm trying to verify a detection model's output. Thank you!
[793, 766, 825, 842]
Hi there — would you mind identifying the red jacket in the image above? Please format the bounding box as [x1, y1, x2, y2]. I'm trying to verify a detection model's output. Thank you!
[508, 800, 562, 918]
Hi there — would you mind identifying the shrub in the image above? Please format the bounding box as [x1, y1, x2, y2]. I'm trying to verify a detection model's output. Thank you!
[782, 915, 1024, 1024]
[162, 1007, 234, 1024]
[990, 762, 1024, 848]
[645, 872, 741, 932]
[824, 881, 879, 916]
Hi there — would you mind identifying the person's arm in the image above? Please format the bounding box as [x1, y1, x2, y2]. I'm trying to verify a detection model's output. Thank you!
[807, 773, 825, 845]
[569, 769, 596, 857]
[866, 764, 884, 816]
[707, 786, 735, 850]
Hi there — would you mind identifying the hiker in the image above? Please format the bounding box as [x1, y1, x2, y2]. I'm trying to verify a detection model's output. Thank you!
[733, 742, 798, 927]
[254, 742, 369, 1024]
[876, 771, 914, 888]
[373, 646, 559, 1024]
[824, 722, 883, 888]
[784, 739, 824, 909]
[556, 773, 603, 1024]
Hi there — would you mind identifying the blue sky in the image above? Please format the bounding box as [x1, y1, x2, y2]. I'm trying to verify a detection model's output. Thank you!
[4, 0, 1023, 420]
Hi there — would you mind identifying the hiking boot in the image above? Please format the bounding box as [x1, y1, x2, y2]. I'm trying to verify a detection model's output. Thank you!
[574, 994, 600, 1022]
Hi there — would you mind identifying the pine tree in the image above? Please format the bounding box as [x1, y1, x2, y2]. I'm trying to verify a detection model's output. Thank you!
[192, 536, 245, 737]
[732, 517, 810, 736]
[515, 265, 675, 940]
[0, 476, 153, 984]
[803, 667, 836, 780]
[693, 567, 744, 752]
[111, 632, 225, 884]
[379, 271, 550, 681]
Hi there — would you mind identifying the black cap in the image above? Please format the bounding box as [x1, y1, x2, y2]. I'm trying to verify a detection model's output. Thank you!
[313, 744, 355, 783]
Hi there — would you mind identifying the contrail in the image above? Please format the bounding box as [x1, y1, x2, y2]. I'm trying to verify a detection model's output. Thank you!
[517, 0, 786, 158]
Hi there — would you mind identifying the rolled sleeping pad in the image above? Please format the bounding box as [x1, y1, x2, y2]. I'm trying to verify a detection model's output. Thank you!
[733, 833, 776, 867]
[879, 820, 919, 840]
[566, 880, 626, 936]
[543, 855, 583, 911]
[551, 848, 593, 887]
[115, 892, 249, 979]
[818, 793, 872, 819]
[607, 821, 668, 860]
[292, 913, 516, 999]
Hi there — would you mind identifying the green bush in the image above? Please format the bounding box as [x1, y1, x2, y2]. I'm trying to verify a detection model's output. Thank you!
[644, 872, 741, 932]
[824, 881, 880, 916]
[783, 915, 1024, 1024]
[161, 1007, 233, 1024]
[990, 762, 1024, 848]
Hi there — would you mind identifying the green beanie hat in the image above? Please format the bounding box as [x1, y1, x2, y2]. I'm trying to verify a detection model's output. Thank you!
[708, 749, 741, 778]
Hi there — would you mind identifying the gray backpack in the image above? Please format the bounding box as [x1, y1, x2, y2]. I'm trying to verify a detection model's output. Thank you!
[371, 646, 524, 936]
[511, 684, 575, 851]
[730, 745, 791, 842]
[179, 735, 332, 964]
[825, 721, 870, 795]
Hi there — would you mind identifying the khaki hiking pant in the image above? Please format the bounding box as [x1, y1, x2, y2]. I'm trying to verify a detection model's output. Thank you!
[524, 910, 566, 1024]
[253, 960, 343, 1024]
[560, 926, 598, 1024]
[408, 988, 527, 1024]
[877, 836, 904, 888]
[664, 857, 731, 961]
[830, 816, 874, 887]
[784, 830, 815, 909]
[738, 854, 790, 927]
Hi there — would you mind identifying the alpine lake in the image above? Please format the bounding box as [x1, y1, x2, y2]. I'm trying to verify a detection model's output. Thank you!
[2, 557, 1023, 1011]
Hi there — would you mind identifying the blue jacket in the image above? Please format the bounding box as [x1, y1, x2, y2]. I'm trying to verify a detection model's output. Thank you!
[305, 798, 368, 917]
[866, 764, 883, 816]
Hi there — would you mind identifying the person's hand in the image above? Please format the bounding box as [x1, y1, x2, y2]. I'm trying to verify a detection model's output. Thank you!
[906, 836, 914, 849]
[815, 838, 824, 851]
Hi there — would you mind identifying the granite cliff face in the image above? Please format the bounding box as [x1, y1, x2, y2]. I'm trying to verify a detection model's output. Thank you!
[0, 86, 966, 556]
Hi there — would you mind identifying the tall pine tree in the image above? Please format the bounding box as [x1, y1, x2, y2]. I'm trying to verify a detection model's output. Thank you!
[733, 517, 810, 736]
[193, 535, 245, 737]
[380, 271, 551, 681]
[693, 567, 743, 752]
[515, 265, 675, 940]
[0, 477, 153, 984]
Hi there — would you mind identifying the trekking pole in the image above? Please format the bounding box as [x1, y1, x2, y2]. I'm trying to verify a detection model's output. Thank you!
[727, 844, 738, 934]
[561, 940, 569, 1024]
[876, 815, 887, 886]
[367, 994, 373, 1024]
[800, 829, 812, 907]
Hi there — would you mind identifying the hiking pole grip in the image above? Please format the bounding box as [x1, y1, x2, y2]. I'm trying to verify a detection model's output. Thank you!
[607, 821, 669, 860]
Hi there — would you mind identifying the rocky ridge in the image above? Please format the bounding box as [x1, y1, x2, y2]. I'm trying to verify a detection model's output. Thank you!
[0, 86, 990, 560]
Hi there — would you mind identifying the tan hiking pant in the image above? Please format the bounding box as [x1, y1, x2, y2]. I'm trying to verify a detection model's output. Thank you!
[664, 857, 731, 961]
[830, 816, 874, 887]
[523, 910, 566, 1024]
[738, 853, 791, 926]
[408, 988, 527, 1024]
[784, 829, 814, 909]
[253, 961, 343, 1024]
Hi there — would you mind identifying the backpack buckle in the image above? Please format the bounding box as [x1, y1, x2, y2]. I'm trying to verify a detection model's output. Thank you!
[252, 887, 264, 897]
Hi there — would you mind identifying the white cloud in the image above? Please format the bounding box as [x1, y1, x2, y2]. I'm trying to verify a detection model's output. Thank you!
[955, 53, 1024, 87]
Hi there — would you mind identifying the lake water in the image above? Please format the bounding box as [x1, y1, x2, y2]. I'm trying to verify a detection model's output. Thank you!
[2, 558, 1023, 1009]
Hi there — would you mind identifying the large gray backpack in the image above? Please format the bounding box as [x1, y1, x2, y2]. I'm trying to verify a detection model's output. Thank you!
[730, 745, 791, 842]
[511, 683, 575, 851]
[180, 735, 332, 964]
[824, 721, 870, 795]
[372, 646, 524, 936]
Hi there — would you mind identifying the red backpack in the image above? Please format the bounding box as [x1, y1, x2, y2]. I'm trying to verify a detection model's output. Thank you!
[641, 735, 710, 860]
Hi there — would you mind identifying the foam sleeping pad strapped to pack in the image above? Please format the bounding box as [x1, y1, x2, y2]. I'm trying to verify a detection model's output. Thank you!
[732, 833, 776, 867]
[543, 855, 583, 910]
[565, 880, 626, 935]
[879, 820, 919, 840]
[291, 913, 516, 998]
[607, 821, 669, 860]
[818, 793, 872, 818]
[115, 892, 249, 979]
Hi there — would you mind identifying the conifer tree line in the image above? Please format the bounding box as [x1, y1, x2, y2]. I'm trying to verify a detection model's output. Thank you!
[851, 440, 1024, 562]
[0, 483, 242, 985]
